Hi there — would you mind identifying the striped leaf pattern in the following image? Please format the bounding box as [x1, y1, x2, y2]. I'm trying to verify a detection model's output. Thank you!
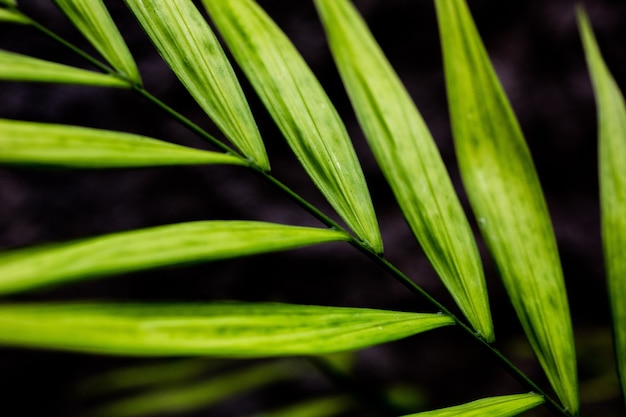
[435, 0, 578, 412]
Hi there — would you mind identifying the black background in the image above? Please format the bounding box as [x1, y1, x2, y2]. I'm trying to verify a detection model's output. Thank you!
[0, 0, 625, 416]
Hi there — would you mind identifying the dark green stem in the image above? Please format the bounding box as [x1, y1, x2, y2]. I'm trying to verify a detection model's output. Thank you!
[357, 244, 569, 416]
[132, 87, 242, 158]
[26, 14, 573, 417]
[26, 18, 116, 76]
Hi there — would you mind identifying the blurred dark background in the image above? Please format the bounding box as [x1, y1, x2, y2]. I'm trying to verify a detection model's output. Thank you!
[0, 0, 625, 416]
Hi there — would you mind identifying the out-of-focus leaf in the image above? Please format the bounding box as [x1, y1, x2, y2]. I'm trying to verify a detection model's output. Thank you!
[0, 119, 244, 168]
[434, 0, 578, 413]
[0, 221, 349, 295]
[0, 7, 28, 23]
[203, 0, 383, 254]
[402, 393, 544, 417]
[87, 361, 297, 417]
[0, 0, 17, 7]
[0, 49, 128, 87]
[314, 0, 492, 341]
[385, 383, 427, 412]
[54, 0, 141, 84]
[578, 8, 626, 404]
[78, 359, 222, 397]
[0, 302, 455, 355]
[123, 0, 269, 170]
[248, 396, 352, 417]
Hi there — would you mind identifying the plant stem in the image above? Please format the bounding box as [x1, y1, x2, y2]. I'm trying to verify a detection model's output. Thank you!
[26, 18, 118, 77]
[27, 14, 574, 417]
[353, 244, 570, 417]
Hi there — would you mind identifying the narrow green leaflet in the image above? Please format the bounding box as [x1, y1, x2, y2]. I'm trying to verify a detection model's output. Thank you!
[0, 7, 28, 23]
[0, 119, 243, 168]
[86, 361, 296, 417]
[578, 8, 626, 404]
[203, 0, 383, 254]
[434, 0, 578, 413]
[314, 0, 493, 341]
[0, 0, 16, 7]
[0, 302, 455, 356]
[402, 393, 544, 417]
[54, 0, 141, 84]
[0, 221, 349, 295]
[0, 49, 128, 87]
[123, 0, 269, 171]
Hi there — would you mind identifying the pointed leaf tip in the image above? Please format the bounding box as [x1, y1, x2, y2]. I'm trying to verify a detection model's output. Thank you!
[54, 0, 141, 85]
[435, 0, 578, 412]
[0, 49, 128, 87]
[124, 0, 269, 170]
[203, 0, 383, 254]
[402, 393, 544, 417]
[0, 119, 244, 168]
[0, 303, 455, 356]
[314, 0, 493, 342]
[0, 221, 349, 295]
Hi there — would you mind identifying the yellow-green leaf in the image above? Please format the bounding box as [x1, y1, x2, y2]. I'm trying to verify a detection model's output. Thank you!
[578, 8, 626, 405]
[314, 0, 492, 341]
[0, 49, 128, 87]
[54, 0, 141, 85]
[123, 0, 269, 171]
[0, 302, 455, 356]
[0, 7, 28, 23]
[402, 393, 544, 417]
[86, 361, 296, 417]
[0, 221, 349, 295]
[203, 0, 383, 254]
[434, 0, 578, 412]
[0, 119, 243, 168]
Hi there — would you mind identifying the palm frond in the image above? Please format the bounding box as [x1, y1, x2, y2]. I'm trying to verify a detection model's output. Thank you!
[0, 302, 454, 356]
[203, 0, 383, 253]
[578, 7, 626, 405]
[314, 0, 493, 342]
[435, 0, 578, 412]
[54, 0, 141, 84]
[124, 0, 269, 170]
[0, 221, 349, 295]
[0, 119, 243, 168]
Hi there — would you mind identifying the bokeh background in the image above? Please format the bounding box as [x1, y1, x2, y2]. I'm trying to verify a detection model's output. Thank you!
[0, 0, 625, 416]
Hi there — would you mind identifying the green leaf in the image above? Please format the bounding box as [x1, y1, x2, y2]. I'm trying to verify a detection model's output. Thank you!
[54, 0, 141, 85]
[0, 0, 17, 7]
[247, 396, 352, 417]
[0, 49, 128, 87]
[203, 0, 383, 254]
[0, 221, 349, 295]
[314, 0, 493, 342]
[434, 0, 578, 413]
[86, 361, 297, 417]
[0, 7, 28, 23]
[123, 0, 269, 171]
[578, 8, 626, 405]
[79, 359, 221, 397]
[0, 118, 244, 168]
[0, 302, 455, 356]
[401, 393, 544, 417]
